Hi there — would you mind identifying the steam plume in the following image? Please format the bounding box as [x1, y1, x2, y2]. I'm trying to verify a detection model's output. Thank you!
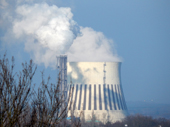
[67, 27, 120, 62]
[0, 1, 121, 68]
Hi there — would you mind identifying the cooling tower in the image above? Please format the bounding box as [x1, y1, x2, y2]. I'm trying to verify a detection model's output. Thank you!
[67, 62, 128, 123]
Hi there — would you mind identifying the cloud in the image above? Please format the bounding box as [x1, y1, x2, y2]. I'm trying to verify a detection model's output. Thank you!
[12, 3, 79, 67]
[0, 0, 8, 9]
[0, 1, 121, 68]
[67, 27, 120, 62]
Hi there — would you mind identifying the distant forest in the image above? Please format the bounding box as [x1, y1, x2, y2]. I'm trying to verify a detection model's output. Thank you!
[127, 101, 170, 119]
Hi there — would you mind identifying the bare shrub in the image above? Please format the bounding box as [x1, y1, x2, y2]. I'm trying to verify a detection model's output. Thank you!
[0, 54, 72, 126]
[27, 70, 72, 126]
[0, 54, 36, 126]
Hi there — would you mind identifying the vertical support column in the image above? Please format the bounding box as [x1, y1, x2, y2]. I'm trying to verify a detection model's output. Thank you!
[64, 56, 67, 99]
[88, 85, 91, 110]
[57, 55, 67, 100]
[94, 84, 97, 110]
[98, 84, 102, 110]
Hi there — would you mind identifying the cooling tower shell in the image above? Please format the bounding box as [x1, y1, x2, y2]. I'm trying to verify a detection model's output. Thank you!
[67, 62, 128, 123]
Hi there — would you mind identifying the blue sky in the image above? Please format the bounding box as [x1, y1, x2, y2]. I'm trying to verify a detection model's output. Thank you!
[0, 0, 170, 104]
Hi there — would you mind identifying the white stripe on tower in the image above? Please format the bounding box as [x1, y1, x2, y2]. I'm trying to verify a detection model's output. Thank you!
[106, 84, 110, 110]
[72, 84, 76, 110]
[91, 84, 94, 110]
[76, 84, 80, 110]
[108, 84, 113, 110]
[114, 84, 119, 110]
[86, 84, 89, 111]
[110, 84, 114, 110]
[96, 84, 99, 110]
[81, 84, 85, 110]
[101, 84, 104, 110]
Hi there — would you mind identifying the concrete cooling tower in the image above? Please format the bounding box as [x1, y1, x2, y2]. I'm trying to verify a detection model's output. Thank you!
[57, 56, 128, 123]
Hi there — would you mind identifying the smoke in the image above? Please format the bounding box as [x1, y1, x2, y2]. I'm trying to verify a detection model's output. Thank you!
[0, 1, 121, 68]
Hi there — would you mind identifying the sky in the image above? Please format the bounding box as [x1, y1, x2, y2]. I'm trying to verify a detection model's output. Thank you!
[0, 0, 170, 104]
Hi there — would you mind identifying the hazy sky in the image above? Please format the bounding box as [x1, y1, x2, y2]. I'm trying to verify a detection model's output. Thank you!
[0, 0, 170, 104]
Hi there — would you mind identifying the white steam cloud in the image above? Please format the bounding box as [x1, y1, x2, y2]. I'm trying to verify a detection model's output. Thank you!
[12, 3, 79, 67]
[0, 1, 121, 68]
[67, 27, 119, 62]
